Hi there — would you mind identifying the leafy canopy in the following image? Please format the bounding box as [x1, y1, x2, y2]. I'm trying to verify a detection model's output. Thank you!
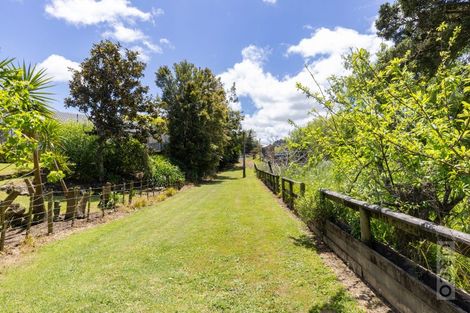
[297, 25, 469, 223]
[156, 61, 230, 180]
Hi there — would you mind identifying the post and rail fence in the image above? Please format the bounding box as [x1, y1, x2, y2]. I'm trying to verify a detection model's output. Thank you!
[0, 177, 178, 253]
[254, 163, 470, 313]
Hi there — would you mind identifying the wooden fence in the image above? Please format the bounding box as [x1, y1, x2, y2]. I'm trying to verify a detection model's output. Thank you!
[254, 165, 470, 313]
[0, 178, 173, 252]
[254, 165, 305, 210]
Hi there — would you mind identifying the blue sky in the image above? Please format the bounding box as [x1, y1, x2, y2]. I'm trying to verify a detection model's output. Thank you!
[1, 0, 388, 141]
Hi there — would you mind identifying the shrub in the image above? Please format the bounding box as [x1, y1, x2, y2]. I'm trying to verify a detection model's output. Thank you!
[150, 155, 185, 188]
[57, 122, 99, 182]
[164, 187, 177, 197]
[57, 122, 151, 182]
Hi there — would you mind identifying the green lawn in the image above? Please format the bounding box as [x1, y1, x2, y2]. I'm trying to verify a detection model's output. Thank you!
[0, 167, 361, 313]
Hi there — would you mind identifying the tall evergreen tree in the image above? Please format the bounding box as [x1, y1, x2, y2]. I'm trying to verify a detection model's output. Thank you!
[156, 61, 229, 180]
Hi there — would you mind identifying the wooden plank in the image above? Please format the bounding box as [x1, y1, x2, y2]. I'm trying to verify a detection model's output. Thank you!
[320, 189, 470, 257]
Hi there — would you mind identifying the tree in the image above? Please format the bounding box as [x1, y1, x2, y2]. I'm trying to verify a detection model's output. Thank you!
[220, 108, 243, 168]
[297, 27, 469, 225]
[0, 59, 60, 222]
[376, 0, 470, 74]
[65, 40, 155, 181]
[220, 83, 243, 168]
[155, 61, 230, 180]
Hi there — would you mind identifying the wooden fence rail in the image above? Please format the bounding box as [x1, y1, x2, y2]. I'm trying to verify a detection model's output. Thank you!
[254, 164, 470, 312]
[254, 164, 280, 194]
[320, 189, 470, 257]
[254, 165, 304, 211]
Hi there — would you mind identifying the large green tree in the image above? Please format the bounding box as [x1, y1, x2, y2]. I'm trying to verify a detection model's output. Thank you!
[156, 61, 229, 180]
[376, 0, 470, 74]
[65, 40, 155, 181]
[297, 27, 469, 224]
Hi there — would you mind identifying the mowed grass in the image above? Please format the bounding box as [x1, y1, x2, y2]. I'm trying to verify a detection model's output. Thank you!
[0, 167, 360, 313]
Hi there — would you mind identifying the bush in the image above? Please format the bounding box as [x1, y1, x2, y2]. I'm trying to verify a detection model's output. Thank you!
[164, 187, 177, 197]
[103, 138, 151, 181]
[58, 122, 151, 182]
[149, 155, 185, 188]
[57, 122, 99, 182]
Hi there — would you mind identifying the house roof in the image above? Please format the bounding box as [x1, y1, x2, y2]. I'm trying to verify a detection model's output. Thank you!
[53, 111, 88, 123]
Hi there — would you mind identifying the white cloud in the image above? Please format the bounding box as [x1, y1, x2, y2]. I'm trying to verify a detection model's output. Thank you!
[219, 26, 389, 142]
[287, 26, 385, 58]
[45, 0, 169, 60]
[45, 0, 151, 26]
[38, 54, 79, 82]
[262, 0, 277, 4]
[159, 38, 174, 49]
[103, 23, 146, 43]
[143, 40, 162, 53]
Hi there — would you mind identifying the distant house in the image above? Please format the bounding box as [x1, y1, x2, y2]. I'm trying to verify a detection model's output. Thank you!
[53, 111, 89, 124]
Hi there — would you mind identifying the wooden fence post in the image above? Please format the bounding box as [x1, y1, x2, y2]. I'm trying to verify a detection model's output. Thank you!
[129, 181, 134, 205]
[289, 180, 294, 209]
[0, 191, 20, 252]
[87, 188, 92, 221]
[281, 178, 286, 203]
[122, 182, 126, 205]
[359, 208, 372, 244]
[300, 182, 306, 197]
[71, 187, 79, 226]
[0, 204, 5, 252]
[47, 192, 53, 235]
[26, 195, 33, 236]
[53, 201, 60, 222]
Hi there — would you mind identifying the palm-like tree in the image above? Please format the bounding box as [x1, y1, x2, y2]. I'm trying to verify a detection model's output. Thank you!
[1, 59, 54, 222]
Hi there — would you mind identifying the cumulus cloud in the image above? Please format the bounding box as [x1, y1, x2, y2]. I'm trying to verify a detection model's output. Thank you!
[219, 26, 389, 142]
[102, 23, 146, 43]
[45, 0, 169, 60]
[38, 54, 79, 82]
[45, 0, 151, 26]
[287, 26, 384, 58]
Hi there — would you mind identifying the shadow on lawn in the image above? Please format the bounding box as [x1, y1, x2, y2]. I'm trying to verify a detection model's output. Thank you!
[290, 233, 331, 254]
[194, 173, 241, 186]
[308, 289, 352, 313]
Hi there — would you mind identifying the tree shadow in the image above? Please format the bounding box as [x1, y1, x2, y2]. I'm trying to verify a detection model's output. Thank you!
[193, 174, 240, 186]
[290, 233, 331, 254]
[309, 289, 353, 313]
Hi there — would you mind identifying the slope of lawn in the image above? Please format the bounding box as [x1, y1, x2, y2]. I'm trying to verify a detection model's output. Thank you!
[0, 167, 361, 313]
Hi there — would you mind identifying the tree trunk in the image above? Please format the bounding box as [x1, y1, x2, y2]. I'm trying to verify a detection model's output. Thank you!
[32, 148, 46, 223]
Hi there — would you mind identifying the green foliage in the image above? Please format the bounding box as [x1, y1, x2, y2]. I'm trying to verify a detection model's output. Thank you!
[56, 122, 99, 182]
[0, 58, 67, 182]
[149, 155, 185, 187]
[57, 122, 151, 182]
[65, 40, 161, 180]
[296, 29, 469, 224]
[156, 61, 230, 180]
[376, 0, 470, 74]
[220, 108, 243, 168]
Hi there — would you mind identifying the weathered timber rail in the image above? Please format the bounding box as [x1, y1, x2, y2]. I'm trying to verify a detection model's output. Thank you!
[254, 164, 470, 313]
[255, 165, 305, 210]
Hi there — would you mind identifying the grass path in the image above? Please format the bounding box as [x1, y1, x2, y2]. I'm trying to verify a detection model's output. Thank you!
[0, 167, 360, 313]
